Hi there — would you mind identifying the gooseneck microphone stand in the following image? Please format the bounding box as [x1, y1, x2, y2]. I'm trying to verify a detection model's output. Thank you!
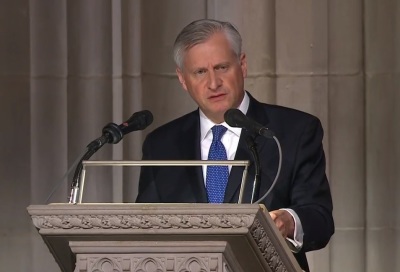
[68, 123, 123, 204]
[255, 135, 283, 204]
[244, 134, 261, 204]
[68, 145, 102, 204]
[67, 110, 153, 204]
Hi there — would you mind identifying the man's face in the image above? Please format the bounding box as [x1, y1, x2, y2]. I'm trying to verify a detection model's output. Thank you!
[176, 32, 247, 123]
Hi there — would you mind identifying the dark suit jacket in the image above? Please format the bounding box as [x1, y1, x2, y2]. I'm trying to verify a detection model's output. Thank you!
[136, 92, 334, 271]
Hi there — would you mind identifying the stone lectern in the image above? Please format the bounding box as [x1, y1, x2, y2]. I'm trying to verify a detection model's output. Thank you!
[27, 203, 302, 272]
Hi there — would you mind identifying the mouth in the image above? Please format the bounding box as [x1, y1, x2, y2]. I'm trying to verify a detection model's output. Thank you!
[208, 93, 227, 101]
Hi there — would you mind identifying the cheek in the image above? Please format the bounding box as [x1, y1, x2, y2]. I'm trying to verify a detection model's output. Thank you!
[185, 86, 200, 99]
[187, 80, 205, 94]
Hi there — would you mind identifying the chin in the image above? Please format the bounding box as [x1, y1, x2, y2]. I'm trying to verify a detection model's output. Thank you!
[206, 101, 233, 116]
[214, 104, 230, 113]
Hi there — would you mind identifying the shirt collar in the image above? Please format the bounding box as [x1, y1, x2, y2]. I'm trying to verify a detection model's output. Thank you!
[200, 91, 250, 141]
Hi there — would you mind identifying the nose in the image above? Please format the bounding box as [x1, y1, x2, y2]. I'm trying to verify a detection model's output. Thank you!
[208, 71, 222, 90]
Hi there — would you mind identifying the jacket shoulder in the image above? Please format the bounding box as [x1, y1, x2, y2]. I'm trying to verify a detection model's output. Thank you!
[145, 110, 199, 139]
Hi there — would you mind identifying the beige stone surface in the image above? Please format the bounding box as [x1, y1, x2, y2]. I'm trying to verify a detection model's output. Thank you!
[328, 75, 365, 228]
[0, 0, 399, 271]
[28, 203, 302, 272]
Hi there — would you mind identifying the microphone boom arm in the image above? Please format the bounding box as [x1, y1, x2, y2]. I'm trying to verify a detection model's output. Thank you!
[244, 135, 261, 204]
[69, 144, 102, 204]
[254, 135, 283, 204]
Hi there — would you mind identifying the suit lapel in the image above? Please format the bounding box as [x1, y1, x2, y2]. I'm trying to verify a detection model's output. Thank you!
[224, 131, 254, 203]
[179, 110, 208, 203]
[224, 93, 271, 203]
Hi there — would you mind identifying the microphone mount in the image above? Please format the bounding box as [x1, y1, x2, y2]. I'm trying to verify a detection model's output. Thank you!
[244, 134, 261, 204]
[224, 108, 283, 204]
[68, 110, 153, 204]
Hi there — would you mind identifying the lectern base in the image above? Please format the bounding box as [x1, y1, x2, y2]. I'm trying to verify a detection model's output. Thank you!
[71, 241, 242, 272]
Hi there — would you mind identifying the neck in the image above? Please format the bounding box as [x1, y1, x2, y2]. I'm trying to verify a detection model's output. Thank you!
[208, 114, 225, 124]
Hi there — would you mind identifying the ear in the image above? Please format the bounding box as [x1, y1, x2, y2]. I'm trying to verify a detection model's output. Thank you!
[240, 53, 248, 78]
[176, 68, 188, 91]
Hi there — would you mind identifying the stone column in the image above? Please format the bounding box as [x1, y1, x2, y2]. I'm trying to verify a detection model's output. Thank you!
[275, 1, 331, 270]
[0, 1, 32, 271]
[66, 0, 114, 203]
[365, 0, 399, 271]
[29, 0, 68, 270]
[121, 0, 144, 202]
[328, 1, 365, 272]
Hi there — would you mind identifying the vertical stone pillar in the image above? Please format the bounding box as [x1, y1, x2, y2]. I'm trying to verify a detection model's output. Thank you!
[29, 0, 68, 270]
[0, 1, 31, 271]
[30, 0, 68, 206]
[275, 0, 329, 125]
[275, 1, 330, 270]
[121, 0, 144, 202]
[110, 0, 123, 203]
[395, 9, 400, 268]
[328, 1, 365, 272]
[365, 0, 399, 271]
[67, 0, 114, 202]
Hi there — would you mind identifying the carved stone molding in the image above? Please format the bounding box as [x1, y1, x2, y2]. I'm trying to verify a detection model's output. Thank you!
[250, 218, 288, 272]
[31, 214, 254, 230]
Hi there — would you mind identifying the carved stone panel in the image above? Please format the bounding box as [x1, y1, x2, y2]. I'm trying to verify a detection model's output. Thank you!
[74, 254, 229, 272]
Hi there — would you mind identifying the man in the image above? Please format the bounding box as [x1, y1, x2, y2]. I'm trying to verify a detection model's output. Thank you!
[136, 19, 334, 271]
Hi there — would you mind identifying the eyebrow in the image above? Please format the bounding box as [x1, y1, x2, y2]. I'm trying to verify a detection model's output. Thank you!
[214, 62, 230, 68]
[192, 61, 231, 71]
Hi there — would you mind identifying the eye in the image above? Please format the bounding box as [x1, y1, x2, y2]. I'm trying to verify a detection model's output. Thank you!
[216, 64, 229, 71]
[195, 69, 207, 75]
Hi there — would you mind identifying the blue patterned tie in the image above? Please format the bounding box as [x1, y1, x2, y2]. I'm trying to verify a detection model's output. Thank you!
[206, 125, 229, 203]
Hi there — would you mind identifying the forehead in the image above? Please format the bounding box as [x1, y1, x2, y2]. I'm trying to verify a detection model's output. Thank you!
[182, 32, 237, 68]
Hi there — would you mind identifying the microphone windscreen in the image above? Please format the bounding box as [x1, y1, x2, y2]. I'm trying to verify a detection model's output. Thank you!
[224, 108, 246, 128]
[122, 110, 153, 134]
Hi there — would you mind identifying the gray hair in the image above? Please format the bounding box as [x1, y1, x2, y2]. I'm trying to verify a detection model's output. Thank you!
[173, 19, 242, 69]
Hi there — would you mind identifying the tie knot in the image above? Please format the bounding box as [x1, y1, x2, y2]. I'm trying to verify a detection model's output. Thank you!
[211, 125, 227, 142]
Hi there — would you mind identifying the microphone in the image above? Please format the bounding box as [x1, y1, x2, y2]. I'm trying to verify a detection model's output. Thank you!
[225, 108, 281, 204]
[69, 110, 153, 204]
[117, 109, 154, 139]
[87, 110, 153, 150]
[224, 109, 275, 139]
